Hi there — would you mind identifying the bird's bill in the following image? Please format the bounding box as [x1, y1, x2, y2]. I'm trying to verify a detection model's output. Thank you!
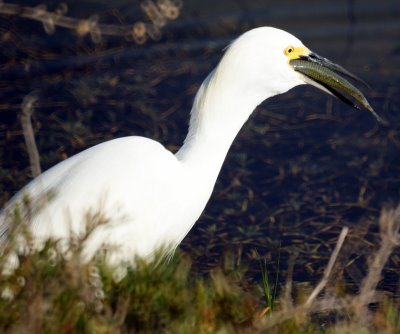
[288, 49, 387, 124]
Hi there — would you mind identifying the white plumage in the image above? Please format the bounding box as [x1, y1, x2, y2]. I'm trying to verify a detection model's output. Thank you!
[0, 27, 324, 265]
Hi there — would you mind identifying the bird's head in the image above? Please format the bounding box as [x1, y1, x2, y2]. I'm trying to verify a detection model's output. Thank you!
[219, 27, 385, 124]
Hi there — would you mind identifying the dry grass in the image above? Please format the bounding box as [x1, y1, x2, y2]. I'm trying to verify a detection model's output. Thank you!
[0, 205, 399, 333]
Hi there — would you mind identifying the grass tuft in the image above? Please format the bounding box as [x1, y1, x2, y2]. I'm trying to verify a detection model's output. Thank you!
[0, 205, 399, 333]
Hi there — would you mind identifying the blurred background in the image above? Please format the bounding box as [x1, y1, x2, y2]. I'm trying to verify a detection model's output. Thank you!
[0, 0, 399, 293]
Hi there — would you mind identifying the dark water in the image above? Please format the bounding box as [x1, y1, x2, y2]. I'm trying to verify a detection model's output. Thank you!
[0, 0, 399, 293]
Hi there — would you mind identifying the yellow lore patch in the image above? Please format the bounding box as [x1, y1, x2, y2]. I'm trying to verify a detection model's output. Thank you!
[284, 46, 310, 60]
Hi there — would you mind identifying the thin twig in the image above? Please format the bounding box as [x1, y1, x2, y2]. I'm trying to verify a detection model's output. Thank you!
[281, 252, 297, 313]
[354, 206, 400, 322]
[0, 1, 182, 44]
[304, 227, 349, 308]
[21, 93, 41, 178]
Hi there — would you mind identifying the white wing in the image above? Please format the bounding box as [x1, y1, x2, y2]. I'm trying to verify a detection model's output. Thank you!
[0, 136, 196, 264]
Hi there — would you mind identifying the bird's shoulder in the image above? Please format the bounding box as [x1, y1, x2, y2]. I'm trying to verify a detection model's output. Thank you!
[3, 136, 179, 211]
[76, 136, 179, 175]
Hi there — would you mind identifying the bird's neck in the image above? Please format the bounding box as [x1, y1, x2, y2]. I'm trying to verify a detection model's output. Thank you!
[175, 67, 270, 183]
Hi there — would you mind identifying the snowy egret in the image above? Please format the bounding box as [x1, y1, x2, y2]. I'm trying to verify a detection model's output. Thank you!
[0, 27, 382, 266]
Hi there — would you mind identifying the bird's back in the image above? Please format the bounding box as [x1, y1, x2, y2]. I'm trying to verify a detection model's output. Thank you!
[0, 136, 195, 264]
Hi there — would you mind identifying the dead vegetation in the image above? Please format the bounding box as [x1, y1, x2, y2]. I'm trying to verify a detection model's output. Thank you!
[0, 1, 182, 44]
[0, 204, 399, 333]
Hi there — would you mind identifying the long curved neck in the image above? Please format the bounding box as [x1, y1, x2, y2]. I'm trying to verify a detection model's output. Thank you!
[175, 65, 271, 184]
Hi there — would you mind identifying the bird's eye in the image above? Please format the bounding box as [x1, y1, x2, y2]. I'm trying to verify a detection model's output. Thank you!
[284, 46, 294, 55]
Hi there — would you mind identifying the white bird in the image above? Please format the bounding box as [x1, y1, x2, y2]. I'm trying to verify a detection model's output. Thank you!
[0, 27, 380, 266]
